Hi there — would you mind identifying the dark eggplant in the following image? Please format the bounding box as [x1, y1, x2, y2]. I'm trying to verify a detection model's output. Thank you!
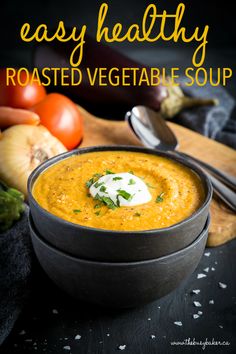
[33, 34, 216, 118]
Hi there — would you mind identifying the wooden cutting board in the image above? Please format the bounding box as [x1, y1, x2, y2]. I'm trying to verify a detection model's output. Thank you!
[78, 105, 236, 247]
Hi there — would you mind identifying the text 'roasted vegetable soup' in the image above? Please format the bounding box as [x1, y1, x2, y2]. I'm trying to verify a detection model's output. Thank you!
[33, 151, 205, 231]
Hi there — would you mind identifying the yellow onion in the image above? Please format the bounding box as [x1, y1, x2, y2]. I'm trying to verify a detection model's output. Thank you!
[0, 124, 67, 196]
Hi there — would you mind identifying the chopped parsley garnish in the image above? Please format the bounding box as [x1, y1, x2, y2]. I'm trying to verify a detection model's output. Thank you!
[94, 181, 104, 188]
[116, 195, 121, 207]
[73, 209, 81, 213]
[94, 193, 102, 201]
[86, 172, 139, 211]
[94, 203, 101, 209]
[87, 193, 91, 197]
[94, 211, 101, 216]
[147, 183, 157, 189]
[105, 170, 115, 174]
[117, 190, 133, 201]
[95, 194, 117, 210]
[93, 173, 102, 178]
[102, 196, 117, 209]
[85, 178, 94, 188]
[129, 170, 134, 174]
[156, 192, 165, 203]
[134, 212, 141, 217]
[113, 176, 123, 181]
[100, 185, 107, 192]
[85, 173, 103, 189]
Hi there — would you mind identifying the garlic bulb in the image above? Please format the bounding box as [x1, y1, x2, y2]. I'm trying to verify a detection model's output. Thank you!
[0, 125, 67, 196]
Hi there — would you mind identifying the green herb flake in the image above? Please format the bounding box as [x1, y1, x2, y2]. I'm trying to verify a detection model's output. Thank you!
[95, 193, 102, 201]
[156, 192, 165, 203]
[95, 211, 101, 216]
[129, 170, 134, 174]
[87, 193, 91, 198]
[86, 173, 103, 189]
[113, 177, 123, 181]
[102, 197, 117, 209]
[147, 183, 157, 189]
[117, 189, 133, 201]
[103, 197, 116, 209]
[100, 185, 107, 192]
[128, 178, 136, 185]
[85, 178, 94, 188]
[134, 212, 141, 217]
[95, 194, 117, 210]
[93, 173, 102, 178]
[105, 170, 115, 175]
[116, 195, 120, 207]
[73, 209, 81, 213]
[94, 203, 101, 209]
[94, 181, 104, 188]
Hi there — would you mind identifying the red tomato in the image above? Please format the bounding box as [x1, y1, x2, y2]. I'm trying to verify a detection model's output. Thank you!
[31, 93, 83, 150]
[0, 69, 46, 109]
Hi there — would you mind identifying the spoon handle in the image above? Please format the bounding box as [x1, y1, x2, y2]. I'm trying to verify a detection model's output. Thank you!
[180, 152, 236, 191]
[175, 152, 236, 212]
[125, 110, 236, 211]
[208, 174, 236, 211]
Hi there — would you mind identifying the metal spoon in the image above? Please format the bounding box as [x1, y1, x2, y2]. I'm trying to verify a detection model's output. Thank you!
[125, 106, 236, 211]
[127, 106, 236, 190]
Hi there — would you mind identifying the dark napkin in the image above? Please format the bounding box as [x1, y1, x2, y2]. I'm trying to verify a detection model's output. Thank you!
[0, 205, 32, 346]
[175, 78, 236, 149]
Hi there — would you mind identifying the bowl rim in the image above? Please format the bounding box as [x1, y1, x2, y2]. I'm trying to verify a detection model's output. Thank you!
[29, 212, 210, 266]
[27, 145, 213, 235]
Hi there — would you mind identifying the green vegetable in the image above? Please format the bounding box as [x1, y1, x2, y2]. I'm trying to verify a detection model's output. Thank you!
[156, 192, 165, 203]
[102, 197, 117, 209]
[116, 195, 120, 207]
[85, 178, 94, 188]
[105, 170, 115, 175]
[95, 193, 117, 210]
[134, 212, 141, 217]
[100, 185, 107, 192]
[94, 203, 101, 209]
[94, 211, 101, 216]
[94, 181, 104, 188]
[0, 180, 25, 232]
[117, 189, 133, 201]
[93, 173, 102, 178]
[86, 173, 103, 189]
[128, 178, 136, 185]
[113, 177, 123, 181]
[73, 209, 81, 213]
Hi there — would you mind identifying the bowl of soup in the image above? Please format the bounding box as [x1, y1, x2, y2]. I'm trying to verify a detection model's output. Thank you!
[28, 146, 212, 262]
[29, 213, 210, 308]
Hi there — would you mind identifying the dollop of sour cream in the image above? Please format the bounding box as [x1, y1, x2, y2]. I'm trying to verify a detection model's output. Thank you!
[89, 172, 152, 207]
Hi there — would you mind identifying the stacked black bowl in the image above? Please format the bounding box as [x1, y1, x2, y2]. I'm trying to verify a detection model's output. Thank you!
[28, 146, 212, 308]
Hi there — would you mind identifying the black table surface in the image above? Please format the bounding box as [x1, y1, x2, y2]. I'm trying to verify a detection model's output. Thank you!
[1, 47, 236, 354]
[1, 240, 236, 354]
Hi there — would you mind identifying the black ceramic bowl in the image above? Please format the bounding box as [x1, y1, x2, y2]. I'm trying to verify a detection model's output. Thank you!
[28, 146, 212, 262]
[29, 213, 210, 308]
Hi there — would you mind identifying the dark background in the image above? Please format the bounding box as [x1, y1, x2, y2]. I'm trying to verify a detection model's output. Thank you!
[1, 0, 236, 65]
[1, 0, 236, 49]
